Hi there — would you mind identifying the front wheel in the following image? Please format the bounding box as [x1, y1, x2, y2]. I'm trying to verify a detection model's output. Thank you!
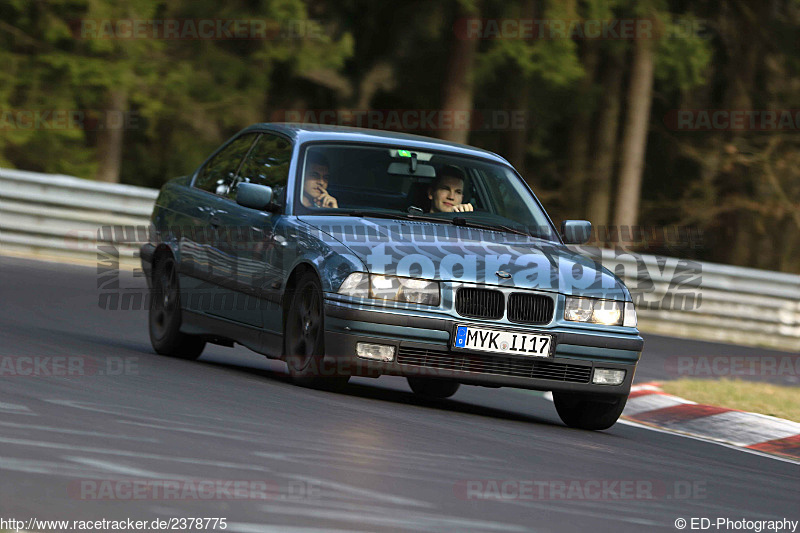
[407, 377, 460, 399]
[284, 272, 348, 389]
[148, 256, 205, 360]
[553, 391, 627, 430]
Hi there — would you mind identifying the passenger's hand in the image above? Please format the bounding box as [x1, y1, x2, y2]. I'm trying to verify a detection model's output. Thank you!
[451, 203, 473, 213]
[316, 192, 338, 208]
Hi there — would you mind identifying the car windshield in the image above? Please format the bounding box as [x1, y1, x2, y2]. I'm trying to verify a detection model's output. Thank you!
[296, 144, 559, 241]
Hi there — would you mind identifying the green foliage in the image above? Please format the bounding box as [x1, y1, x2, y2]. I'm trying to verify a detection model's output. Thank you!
[0, 0, 354, 179]
[476, 1, 584, 87]
[655, 16, 713, 93]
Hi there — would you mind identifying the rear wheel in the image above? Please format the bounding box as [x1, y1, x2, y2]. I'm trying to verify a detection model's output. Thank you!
[284, 272, 348, 389]
[553, 391, 627, 430]
[407, 377, 460, 399]
[148, 255, 205, 360]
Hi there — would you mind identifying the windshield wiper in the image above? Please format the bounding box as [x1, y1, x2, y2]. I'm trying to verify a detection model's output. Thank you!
[451, 217, 531, 237]
[321, 210, 540, 238]
[332, 210, 448, 224]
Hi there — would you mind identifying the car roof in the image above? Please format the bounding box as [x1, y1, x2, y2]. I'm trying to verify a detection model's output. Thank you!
[240, 123, 512, 166]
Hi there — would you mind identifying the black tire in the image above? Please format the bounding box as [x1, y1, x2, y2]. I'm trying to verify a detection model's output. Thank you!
[284, 272, 349, 389]
[148, 255, 206, 360]
[553, 391, 627, 430]
[407, 377, 461, 399]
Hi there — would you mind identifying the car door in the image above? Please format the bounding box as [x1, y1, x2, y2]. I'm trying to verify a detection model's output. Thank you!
[210, 131, 293, 330]
[179, 132, 258, 318]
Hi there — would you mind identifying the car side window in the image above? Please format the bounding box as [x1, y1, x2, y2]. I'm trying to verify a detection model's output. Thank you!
[194, 133, 258, 196]
[234, 133, 292, 205]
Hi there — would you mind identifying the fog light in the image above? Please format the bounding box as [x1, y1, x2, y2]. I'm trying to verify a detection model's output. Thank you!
[593, 368, 626, 385]
[356, 342, 395, 362]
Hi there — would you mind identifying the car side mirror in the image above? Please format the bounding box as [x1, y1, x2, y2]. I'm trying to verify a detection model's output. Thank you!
[561, 220, 592, 245]
[236, 183, 276, 211]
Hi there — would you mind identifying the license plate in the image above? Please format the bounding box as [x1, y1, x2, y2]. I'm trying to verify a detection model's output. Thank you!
[453, 325, 553, 357]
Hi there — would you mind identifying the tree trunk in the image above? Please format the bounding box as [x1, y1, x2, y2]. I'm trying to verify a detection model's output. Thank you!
[506, 0, 537, 180]
[613, 37, 655, 231]
[563, 43, 599, 217]
[94, 89, 127, 183]
[586, 51, 625, 233]
[507, 80, 529, 179]
[721, 5, 760, 267]
[438, 3, 479, 145]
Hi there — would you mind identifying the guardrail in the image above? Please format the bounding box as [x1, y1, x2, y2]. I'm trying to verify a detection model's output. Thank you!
[2, 167, 798, 351]
[0, 168, 156, 269]
[585, 249, 800, 351]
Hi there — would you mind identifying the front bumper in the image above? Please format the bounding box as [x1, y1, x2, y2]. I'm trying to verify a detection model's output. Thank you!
[323, 300, 642, 396]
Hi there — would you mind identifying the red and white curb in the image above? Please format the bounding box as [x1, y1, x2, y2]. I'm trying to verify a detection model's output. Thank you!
[622, 383, 800, 460]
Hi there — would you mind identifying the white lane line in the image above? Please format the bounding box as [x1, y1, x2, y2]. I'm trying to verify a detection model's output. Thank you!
[0, 401, 34, 414]
[501, 497, 666, 528]
[128, 420, 500, 465]
[118, 420, 263, 441]
[0, 455, 112, 478]
[42, 399, 222, 423]
[64, 456, 193, 479]
[228, 524, 354, 533]
[623, 394, 694, 416]
[0, 436, 276, 473]
[282, 474, 433, 508]
[252, 453, 516, 489]
[257, 503, 530, 532]
[657, 411, 800, 447]
[253, 444, 499, 468]
[0, 420, 160, 442]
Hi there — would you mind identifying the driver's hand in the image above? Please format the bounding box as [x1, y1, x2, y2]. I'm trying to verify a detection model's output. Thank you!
[452, 203, 473, 213]
[316, 192, 338, 208]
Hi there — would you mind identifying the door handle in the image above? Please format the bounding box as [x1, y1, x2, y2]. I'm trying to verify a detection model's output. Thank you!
[209, 215, 222, 228]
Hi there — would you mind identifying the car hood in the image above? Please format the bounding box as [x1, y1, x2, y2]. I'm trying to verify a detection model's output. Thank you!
[299, 216, 630, 300]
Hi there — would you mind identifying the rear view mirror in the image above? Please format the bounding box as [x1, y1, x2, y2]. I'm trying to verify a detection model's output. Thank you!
[561, 220, 592, 244]
[387, 162, 436, 177]
[236, 183, 275, 211]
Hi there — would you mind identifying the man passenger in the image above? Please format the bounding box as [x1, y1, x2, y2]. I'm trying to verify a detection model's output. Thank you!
[428, 165, 473, 213]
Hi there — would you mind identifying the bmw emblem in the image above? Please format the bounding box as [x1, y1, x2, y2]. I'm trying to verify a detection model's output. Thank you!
[496, 270, 511, 279]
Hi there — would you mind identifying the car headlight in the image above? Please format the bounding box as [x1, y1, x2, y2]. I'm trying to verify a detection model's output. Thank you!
[338, 273, 440, 306]
[337, 272, 370, 298]
[564, 297, 624, 326]
[564, 297, 594, 322]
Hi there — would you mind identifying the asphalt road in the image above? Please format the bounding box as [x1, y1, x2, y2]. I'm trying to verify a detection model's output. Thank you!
[0, 255, 797, 533]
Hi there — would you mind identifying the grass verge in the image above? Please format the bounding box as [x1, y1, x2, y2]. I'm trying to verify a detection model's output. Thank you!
[660, 378, 800, 423]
